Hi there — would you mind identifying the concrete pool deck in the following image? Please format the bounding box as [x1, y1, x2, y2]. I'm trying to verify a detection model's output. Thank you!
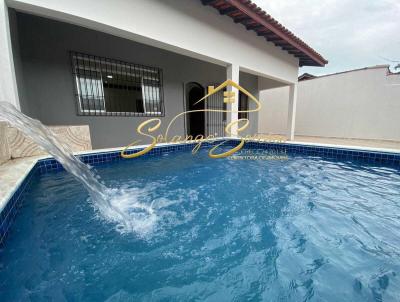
[0, 155, 40, 212]
[294, 136, 400, 151]
[256, 134, 400, 151]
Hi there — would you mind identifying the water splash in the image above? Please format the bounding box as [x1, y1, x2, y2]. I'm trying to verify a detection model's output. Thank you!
[0, 102, 155, 235]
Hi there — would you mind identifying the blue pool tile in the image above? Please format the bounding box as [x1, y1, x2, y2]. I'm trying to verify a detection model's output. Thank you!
[1, 140, 400, 247]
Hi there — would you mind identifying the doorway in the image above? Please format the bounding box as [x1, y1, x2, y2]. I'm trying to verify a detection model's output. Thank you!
[186, 82, 205, 137]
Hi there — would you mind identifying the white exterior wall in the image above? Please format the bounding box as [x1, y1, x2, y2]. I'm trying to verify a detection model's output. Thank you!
[259, 67, 400, 141]
[0, 0, 299, 110]
[0, 0, 19, 108]
[258, 86, 289, 135]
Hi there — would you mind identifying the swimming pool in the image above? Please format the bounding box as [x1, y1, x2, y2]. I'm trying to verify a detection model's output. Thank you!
[1, 142, 400, 301]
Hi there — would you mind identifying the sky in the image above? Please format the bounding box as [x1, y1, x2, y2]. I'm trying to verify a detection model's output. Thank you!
[252, 0, 400, 76]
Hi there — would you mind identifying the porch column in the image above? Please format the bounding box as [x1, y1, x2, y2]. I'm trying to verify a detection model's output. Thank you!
[286, 83, 298, 141]
[226, 63, 239, 137]
[0, 1, 20, 109]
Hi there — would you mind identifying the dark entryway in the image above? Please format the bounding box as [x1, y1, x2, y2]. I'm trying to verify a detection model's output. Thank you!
[186, 82, 205, 137]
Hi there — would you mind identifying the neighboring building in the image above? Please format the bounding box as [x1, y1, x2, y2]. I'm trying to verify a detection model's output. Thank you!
[298, 73, 316, 81]
[259, 65, 400, 141]
[0, 0, 326, 148]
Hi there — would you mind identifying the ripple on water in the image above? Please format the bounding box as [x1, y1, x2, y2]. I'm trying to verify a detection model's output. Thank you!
[1, 150, 400, 301]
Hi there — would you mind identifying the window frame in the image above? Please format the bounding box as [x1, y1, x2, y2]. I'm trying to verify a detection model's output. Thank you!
[70, 51, 165, 117]
[75, 75, 106, 114]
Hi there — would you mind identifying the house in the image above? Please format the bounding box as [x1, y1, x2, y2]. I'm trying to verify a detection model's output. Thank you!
[259, 65, 400, 142]
[0, 0, 327, 148]
[298, 73, 317, 81]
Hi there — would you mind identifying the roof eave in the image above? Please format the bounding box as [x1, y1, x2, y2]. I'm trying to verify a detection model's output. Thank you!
[201, 0, 328, 67]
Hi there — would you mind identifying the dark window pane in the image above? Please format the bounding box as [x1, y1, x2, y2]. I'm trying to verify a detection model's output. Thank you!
[71, 52, 164, 116]
[238, 91, 249, 119]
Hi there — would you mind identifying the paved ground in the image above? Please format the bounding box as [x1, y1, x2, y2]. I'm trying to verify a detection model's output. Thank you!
[294, 135, 400, 150]
[0, 156, 40, 211]
[255, 134, 400, 151]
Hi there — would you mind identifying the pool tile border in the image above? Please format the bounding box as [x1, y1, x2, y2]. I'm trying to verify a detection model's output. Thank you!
[244, 141, 400, 165]
[36, 141, 205, 173]
[0, 165, 38, 246]
[1, 139, 400, 246]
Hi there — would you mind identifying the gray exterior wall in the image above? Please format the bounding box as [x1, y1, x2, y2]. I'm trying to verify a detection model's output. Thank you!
[10, 12, 258, 149]
[8, 9, 26, 111]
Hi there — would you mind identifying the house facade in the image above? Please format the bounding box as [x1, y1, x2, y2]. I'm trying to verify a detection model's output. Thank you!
[0, 0, 327, 148]
[259, 65, 400, 142]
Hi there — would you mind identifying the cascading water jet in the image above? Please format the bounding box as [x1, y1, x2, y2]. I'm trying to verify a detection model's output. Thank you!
[0, 102, 156, 235]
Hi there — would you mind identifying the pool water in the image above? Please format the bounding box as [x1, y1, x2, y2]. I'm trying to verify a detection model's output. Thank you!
[1, 148, 400, 301]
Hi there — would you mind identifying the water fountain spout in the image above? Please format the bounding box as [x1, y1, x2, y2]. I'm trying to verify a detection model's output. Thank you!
[0, 102, 155, 235]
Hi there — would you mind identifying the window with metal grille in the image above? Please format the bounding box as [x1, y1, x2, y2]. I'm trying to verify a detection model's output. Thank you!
[238, 91, 249, 119]
[70, 52, 164, 116]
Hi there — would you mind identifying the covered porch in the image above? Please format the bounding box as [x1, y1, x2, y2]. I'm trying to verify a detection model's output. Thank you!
[4, 10, 297, 149]
[0, 0, 310, 149]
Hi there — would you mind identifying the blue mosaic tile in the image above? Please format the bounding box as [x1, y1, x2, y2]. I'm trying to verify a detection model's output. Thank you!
[1, 139, 400, 247]
[240, 140, 400, 166]
[0, 165, 38, 247]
